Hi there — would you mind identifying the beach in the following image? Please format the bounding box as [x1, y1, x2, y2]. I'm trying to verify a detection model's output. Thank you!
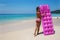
[0, 17, 60, 40]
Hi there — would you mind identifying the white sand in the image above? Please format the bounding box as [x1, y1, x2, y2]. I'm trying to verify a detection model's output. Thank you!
[0, 17, 60, 40]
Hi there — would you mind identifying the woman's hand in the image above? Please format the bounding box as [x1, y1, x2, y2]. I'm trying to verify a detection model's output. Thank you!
[41, 13, 46, 17]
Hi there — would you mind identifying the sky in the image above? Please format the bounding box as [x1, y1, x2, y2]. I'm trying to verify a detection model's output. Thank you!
[0, 0, 60, 14]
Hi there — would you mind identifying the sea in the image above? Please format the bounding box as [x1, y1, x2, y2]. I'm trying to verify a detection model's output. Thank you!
[0, 13, 60, 23]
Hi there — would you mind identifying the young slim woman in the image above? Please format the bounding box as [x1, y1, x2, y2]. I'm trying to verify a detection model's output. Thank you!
[34, 7, 41, 36]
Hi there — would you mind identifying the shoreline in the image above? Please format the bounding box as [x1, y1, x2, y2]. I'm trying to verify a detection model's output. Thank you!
[0, 17, 60, 24]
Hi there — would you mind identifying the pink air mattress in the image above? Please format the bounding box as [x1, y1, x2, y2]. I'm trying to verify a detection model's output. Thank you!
[40, 5, 55, 35]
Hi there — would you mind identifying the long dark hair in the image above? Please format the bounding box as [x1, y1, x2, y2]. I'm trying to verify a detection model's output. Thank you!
[36, 7, 40, 12]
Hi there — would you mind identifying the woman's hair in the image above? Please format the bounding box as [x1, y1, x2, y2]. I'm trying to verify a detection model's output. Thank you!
[36, 7, 40, 12]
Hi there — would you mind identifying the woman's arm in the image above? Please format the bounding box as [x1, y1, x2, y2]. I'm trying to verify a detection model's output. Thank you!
[36, 12, 39, 18]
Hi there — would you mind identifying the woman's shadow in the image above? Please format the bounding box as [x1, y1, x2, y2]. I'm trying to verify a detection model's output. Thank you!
[37, 32, 43, 35]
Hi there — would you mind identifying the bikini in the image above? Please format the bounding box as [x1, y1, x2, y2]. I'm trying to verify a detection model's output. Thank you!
[36, 18, 41, 22]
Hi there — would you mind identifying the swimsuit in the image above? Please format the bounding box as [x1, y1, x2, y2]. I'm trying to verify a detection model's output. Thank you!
[36, 18, 41, 22]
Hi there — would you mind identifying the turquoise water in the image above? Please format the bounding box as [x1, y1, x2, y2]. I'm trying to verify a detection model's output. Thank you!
[0, 14, 36, 23]
[0, 13, 60, 22]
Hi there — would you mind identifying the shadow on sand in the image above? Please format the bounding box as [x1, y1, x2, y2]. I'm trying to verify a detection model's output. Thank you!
[37, 32, 43, 35]
[37, 31, 55, 36]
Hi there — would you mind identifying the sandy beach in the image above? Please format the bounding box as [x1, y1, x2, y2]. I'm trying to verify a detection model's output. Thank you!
[0, 17, 60, 40]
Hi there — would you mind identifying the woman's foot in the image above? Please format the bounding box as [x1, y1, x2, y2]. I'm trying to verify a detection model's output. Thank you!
[34, 33, 37, 37]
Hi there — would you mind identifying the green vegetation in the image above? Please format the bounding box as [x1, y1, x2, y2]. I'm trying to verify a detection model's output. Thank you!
[51, 10, 60, 13]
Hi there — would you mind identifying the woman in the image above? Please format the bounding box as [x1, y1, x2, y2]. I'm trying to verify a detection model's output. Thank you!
[34, 7, 41, 36]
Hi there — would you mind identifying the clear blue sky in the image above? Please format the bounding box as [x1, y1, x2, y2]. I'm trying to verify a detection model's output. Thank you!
[0, 0, 60, 14]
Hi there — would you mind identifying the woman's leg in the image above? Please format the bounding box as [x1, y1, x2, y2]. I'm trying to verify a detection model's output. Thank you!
[34, 21, 41, 36]
[37, 21, 41, 34]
